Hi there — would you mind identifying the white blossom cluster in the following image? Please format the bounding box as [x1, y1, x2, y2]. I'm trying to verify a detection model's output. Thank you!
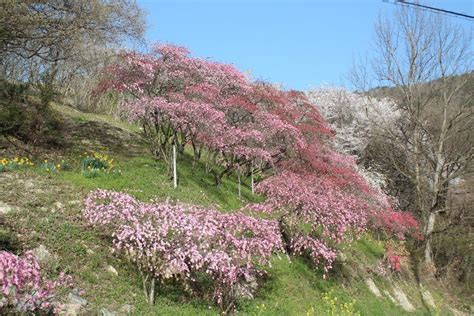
[307, 86, 397, 156]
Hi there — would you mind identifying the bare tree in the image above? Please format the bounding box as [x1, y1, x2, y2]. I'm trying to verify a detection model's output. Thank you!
[1, 0, 144, 63]
[0, 0, 145, 105]
[352, 5, 473, 274]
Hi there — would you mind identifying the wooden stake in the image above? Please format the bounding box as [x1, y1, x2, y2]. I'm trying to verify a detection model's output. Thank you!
[238, 169, 241, 199]
[173, 144, 177, 189]
[251, 163, 254, 195]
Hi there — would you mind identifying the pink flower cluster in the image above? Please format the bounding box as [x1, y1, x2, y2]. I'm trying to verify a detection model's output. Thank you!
[369, 209, 422, 240]
[388, 255, 401, 272]
[253, 171, 371, 273]
[83, 189, 283, 307]
[0, 251, 72, 313]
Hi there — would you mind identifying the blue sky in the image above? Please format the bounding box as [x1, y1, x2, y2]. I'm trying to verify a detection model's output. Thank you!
[138, 0, 473, 90]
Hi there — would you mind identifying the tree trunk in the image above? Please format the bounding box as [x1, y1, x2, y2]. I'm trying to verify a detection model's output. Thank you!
[423, 212, 436, 266]
[149, 277, 155, 305]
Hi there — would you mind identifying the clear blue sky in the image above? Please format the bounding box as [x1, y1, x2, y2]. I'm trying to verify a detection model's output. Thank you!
[138, 0, 473, 90]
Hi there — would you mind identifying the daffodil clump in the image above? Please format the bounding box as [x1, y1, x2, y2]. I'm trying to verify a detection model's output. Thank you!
[0, 157, 34, 172]
[81, 152, 121, 178]
[57, 159, 72, 171]
[39, 160, 58, 173]
[322, 290, 360, 316]
[254, 303, 267, 315]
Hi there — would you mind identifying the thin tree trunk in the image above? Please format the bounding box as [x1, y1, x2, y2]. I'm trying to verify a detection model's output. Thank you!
[149, 277, 155, 305]
[141, 272, 149, 300]
[424, 212, 436, 266]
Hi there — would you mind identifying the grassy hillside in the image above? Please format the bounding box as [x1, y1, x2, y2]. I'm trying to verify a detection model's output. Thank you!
[0, 103, 463, 315]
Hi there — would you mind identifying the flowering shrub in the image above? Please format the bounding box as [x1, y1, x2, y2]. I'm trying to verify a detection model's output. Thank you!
[388, 255, 401, 272]
[369, 209, 422, 240]
[83, 189, 283, 310]
[0, 251, 73, 313]
[0, 157, 34, 172]
[384, 240, 410, 274]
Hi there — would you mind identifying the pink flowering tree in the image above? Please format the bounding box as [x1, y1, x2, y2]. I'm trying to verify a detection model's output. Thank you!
[83, 189, 283, 310]
[97, 44, 253, 166]
[245, 85, 397, 274]
[0, 251, 73, 314]
[369, 209, 422, 241]
[97, 44, 322, 187]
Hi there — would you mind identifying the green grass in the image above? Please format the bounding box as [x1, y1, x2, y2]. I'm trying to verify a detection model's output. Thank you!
[57, 153, 261, 211]
[0, 105, 446, 315]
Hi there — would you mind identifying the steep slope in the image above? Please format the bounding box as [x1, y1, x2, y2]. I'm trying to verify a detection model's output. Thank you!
[0, 103, 465, 315]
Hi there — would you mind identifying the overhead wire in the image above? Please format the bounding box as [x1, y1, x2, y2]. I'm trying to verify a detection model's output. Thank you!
[383, 0, 474, 21]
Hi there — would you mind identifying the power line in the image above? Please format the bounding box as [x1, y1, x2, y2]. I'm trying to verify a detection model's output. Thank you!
[383, 0, 474, 20]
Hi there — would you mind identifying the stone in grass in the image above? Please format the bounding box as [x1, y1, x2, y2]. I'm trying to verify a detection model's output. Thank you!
[68, 293, 88, 307]
[86, 247, 95, 255]
[32, 244, 53, 265]
[365, 278, 382, 297]
[59, 293, 88, 316]
[62, 303, 82, 316]
[393, 285, 415, 312]
[99, 307, 117, 316]
[383, 290, 396, 304]
[120, 304, 134, 315]
[68, 200, 81, 206]
[450, 307, 468, 316]
[105, 265, 119, 276]
[0, 201, 15, 215]
[421, 289, 436, 309]
[53, 201, 64, 210]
